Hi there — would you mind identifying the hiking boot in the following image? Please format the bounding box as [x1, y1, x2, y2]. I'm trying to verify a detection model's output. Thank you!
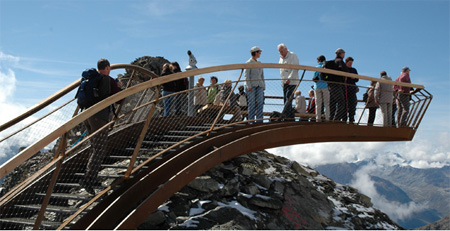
[79, 179, 96, 195]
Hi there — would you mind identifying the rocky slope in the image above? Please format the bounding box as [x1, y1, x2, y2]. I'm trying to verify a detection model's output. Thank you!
[139, 151, 401, 230]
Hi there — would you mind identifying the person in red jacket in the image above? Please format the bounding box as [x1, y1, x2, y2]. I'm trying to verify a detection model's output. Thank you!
[393, 67, 412, 127]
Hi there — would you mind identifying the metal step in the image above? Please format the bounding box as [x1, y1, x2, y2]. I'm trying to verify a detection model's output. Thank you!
[166, 130, 204, 135]
[0, 217, 60, 229]
[15, 204, 78, 214]
[101, 164, 149, 169]
[35, 193, 92, 201]
[108, 154, 163, 160]
[73, 173, 126, 179]
[184, 125, 212, 130]
[141, 140, 192, 146]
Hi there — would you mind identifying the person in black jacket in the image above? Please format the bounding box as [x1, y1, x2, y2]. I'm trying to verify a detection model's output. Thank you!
[80, 58, 122, 195]
[328, 48, 349, 121]
[171, 62, 188, 116]
[161, 63, 176, 116]
[345, 57, 359, 123]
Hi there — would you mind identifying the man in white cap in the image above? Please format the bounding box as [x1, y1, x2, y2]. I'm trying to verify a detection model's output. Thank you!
[278, 43, 299, 119]
[244, 46, 265, 123]
[393, 67, 412, 127]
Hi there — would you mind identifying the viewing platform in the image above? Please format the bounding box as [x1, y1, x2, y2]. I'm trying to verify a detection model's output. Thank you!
[0, 63, 432, 229]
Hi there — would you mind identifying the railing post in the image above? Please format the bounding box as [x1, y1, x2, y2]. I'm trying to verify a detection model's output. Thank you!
[412, 89, 433, 130]
[281, 70, 306, 117]
[124, 98, 159, 179]
[406, 93, 419, 127]
[409, 91, 427, 129]
[33, 133, 67, 230]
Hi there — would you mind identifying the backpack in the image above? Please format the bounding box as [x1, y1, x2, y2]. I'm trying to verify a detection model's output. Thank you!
[320, 60, 339, 82]
[362, 92, 369, 103]
[76, 68, 106, 109]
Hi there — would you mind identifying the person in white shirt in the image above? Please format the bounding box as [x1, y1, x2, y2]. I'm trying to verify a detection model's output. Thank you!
[278, 43, 300, 119]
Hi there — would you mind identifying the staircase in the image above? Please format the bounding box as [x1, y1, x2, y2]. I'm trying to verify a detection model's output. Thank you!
[0, 117, 236, 229]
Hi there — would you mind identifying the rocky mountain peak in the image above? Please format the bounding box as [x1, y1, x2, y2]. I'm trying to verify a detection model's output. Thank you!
[139, 150, 401, 230]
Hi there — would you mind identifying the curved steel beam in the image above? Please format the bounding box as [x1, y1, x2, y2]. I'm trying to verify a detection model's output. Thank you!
[82, 123, 414, 229]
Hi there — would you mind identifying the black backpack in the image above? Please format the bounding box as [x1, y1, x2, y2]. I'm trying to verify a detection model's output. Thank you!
[76, 68, 105, 109]
[320, 60, 339, 82]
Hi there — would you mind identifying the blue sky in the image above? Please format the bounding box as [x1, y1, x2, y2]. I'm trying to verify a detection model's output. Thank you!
[0, 0, 449, 168]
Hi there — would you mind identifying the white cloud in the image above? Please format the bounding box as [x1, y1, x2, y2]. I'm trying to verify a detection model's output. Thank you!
[268, 129, 450, 169]
[0, 51, 20, 64]
[0, 68, 17, 103]
[350, 164, 426, 221]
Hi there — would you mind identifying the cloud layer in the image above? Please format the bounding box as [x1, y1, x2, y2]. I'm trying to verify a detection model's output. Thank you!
[350, 164, 426, 221]
[268, 130, 450, 169]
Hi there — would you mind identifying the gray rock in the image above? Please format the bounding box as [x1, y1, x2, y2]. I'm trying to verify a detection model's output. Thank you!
[188, 176, 220, 193]
[242, 184, 260, 195]
[249, 195, 283, 210]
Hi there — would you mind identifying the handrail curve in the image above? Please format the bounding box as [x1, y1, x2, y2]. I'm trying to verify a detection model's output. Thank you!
[0, 63, 428, 179]
[0, 62, 432, 230]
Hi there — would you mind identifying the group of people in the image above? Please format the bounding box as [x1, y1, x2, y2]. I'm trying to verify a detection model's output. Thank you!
[161, 62, 189, 116]
[193, 76, 248, 120]
[365, 67, 412, 127]
[78, 51, 414, 194]
[281, 45, 412, 127]
[189, 44, 413, 127]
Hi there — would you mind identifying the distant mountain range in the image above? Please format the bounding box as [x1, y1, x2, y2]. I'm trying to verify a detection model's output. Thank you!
[315, 153, 449, 229]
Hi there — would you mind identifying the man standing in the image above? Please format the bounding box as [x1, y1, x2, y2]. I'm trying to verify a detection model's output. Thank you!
[329, 48, 349, 121]
[393, 67, 412, 127]
[80, 58, 122, 195]
[345, 57, 359, 123]
[278, 43, 299, 119]
[245, 46, 265, 123]
[375, 71, 394, 127]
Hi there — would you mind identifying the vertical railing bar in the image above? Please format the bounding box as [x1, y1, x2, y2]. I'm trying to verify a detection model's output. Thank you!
[124, 98, 159, 179]
[410, 90, 429, 129]
[208, 69, 244, 134]
[406, 93, 419, 127]
[281, 70, 306, 116]
[112, 70, 136, 121]
[33, 133, 67, 230]
[407, 93, 423, 127]
[126, 88, 150, 124]
[411, 96, 426, 128]
[413, 90, 433, 130]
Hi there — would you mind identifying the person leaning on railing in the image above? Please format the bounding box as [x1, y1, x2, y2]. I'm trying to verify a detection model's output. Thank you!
[393, 67, 412, 127]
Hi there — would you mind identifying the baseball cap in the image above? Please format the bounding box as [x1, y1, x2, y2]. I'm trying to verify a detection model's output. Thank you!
[250, 46, 262, 53]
